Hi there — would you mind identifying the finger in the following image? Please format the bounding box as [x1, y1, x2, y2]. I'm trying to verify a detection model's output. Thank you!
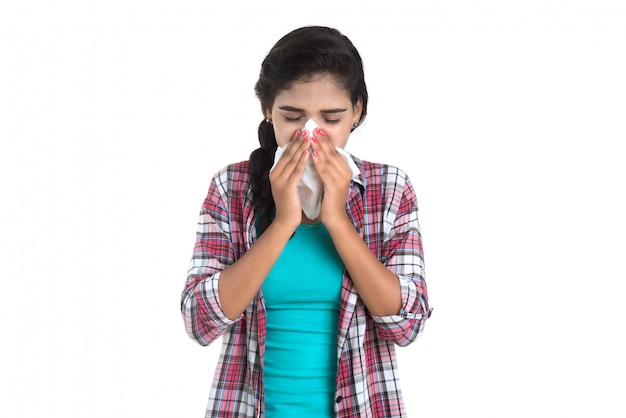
[311, 132, 345, 175]
[275, 146, 309, 188]
[285, 133, 310, 177]
[273, 130, 308, 176]
[288, 147, 309, 183]
[310, 129, 343, 162]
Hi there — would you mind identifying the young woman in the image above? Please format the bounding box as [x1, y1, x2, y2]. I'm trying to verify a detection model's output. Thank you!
[181, 26, 432, 418]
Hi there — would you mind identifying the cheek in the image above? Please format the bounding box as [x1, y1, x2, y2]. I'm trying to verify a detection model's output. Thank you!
[273, 124, 295, 147]
[322, 124, 352, 147]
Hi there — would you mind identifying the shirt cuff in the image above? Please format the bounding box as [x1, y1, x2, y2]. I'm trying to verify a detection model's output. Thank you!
[200, 271, 241, 328]
[370, 275, 431, 345]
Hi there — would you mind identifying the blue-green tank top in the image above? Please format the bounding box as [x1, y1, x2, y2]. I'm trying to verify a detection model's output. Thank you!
[261, 222, 344, 417]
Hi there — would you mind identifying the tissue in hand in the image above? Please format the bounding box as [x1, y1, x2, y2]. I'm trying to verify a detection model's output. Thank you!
[304, 118, 318, 136]
[271, 119, 360, 219]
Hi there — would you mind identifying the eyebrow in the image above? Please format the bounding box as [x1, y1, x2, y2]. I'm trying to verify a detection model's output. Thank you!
[278, 105, 348, 114]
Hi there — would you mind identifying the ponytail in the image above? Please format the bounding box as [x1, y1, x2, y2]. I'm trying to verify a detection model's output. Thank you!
[249, 119, 277, 235]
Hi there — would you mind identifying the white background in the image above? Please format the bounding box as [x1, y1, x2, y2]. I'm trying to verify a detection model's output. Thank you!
[1, 0, 625, 417]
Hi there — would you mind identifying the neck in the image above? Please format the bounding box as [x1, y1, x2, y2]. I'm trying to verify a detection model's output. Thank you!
[301, 213, 320, 224]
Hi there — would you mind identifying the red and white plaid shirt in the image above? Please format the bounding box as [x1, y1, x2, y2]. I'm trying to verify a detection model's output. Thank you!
[182, 154, 432, 417]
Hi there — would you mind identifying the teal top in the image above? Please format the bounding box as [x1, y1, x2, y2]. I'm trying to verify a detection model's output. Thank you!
[262, 222, 344, 417]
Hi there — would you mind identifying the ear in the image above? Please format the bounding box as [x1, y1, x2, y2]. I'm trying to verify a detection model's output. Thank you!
[352, 97, 363, 124]
[263, 106, 272, 121]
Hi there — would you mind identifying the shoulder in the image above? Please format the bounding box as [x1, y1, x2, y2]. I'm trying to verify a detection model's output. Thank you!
[356, 158, 413, 192]
[352, 159, 421, 240]
[354, 157, 419, 215]
[212, 160, 251, 192]
[202, 161, 251, 211]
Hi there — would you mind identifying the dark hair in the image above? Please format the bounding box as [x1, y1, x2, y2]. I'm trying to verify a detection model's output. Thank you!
[250, 26, 369, 234]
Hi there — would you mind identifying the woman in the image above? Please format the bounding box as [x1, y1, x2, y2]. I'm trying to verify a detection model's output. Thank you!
[181, 26, 432, 417]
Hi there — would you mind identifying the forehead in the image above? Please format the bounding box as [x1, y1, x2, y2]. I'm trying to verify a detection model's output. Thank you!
[274, 74, 352, 107]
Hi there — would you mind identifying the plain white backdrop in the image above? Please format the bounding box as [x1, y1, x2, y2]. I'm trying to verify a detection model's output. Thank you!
[1, 0, 625, 416]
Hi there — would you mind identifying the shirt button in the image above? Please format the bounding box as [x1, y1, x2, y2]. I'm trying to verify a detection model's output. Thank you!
[335, 396, 343, 404]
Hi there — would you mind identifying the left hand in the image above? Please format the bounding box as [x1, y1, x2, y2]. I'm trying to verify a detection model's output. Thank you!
[310, 128, 353, 228]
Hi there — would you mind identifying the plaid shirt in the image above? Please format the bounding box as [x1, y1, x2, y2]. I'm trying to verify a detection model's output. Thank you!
[182, 154, 432, 417]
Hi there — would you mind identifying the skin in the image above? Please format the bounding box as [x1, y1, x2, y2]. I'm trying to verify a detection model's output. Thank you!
[217, 73, 401, 320]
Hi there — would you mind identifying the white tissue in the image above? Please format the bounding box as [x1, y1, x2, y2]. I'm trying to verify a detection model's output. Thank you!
[271, 122, 361, 219]
[304, 118, 318, 135]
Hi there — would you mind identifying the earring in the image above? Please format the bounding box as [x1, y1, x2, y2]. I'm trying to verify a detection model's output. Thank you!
[265, 118, 272, 124]
[353, 122, 358, 128]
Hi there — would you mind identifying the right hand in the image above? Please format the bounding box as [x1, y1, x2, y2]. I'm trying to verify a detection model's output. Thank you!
[269, 130, 310, 232]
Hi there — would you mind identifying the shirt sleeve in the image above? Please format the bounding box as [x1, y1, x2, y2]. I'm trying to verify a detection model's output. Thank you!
[371, 175, 432, 347]
[180, 177, 241, 346]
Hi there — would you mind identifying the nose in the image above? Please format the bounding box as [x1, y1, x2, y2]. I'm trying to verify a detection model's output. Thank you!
[303, 118, 318, 134]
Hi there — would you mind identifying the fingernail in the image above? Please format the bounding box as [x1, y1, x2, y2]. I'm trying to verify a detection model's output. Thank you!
[295, 130, 301, 137]
[315, 128, 326, 137]
[312, 136, 318, 144]
[312, 150, 318, 158]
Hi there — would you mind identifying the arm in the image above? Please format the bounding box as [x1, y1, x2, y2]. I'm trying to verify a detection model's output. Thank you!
[335, 178, 431, 346]
[325, 219, 402, 316]
[217, 132, 310, 319]
[311, 133, 431, 346]
[181, 179, 294, 344]
[217, 221, 294, 319]
[180, 178, 240, 346]
[181, 133, 311, 344]
[370, 180, 431, 346]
